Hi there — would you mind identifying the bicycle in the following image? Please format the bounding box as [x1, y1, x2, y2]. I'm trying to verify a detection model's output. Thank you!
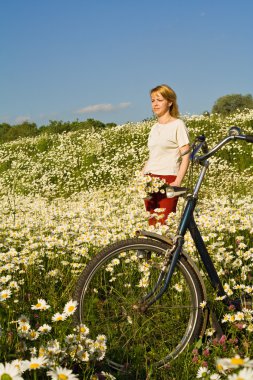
[73, 126, 253, 377]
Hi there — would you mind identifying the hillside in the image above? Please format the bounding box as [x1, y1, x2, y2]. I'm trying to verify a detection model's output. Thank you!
[0, 110, 252, 379]
[0, 110, 252, 198]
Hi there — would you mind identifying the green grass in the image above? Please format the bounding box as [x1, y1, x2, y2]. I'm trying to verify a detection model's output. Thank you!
[0, 110, 252, 379]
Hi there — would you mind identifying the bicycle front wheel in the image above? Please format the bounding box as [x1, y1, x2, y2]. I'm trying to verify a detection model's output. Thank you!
[73, 238, 205, 375]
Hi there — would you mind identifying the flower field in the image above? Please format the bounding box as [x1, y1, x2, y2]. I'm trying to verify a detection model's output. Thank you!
[0, 110, 252, 379]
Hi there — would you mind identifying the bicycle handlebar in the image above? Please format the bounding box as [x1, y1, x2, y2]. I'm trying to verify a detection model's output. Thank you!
[191, 127, 253, 163]
[245, 135, 253, 143]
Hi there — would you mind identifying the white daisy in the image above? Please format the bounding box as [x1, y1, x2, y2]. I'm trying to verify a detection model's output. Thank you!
[11, 359, 27, 374]
[22, 356, 47, 371]
[210, 374, 221, 380]
[52, 312, 67, 322]
[0, 275, 11, 284]
[63, 300, 78, 316]
[217, 356, 253, 371]
[100, 372, 116, 380]
[173, 283, 183, 292]
[96, 334, 106, 343]
[138, 276, 150, 288]
[77, 350, 90, 362]
[38, 346, 46, 357]
[27, 329, 40, 340]
[27, 351, 37, 363]
[17, 315, 29, 325]
[47, 366, 79, 379]
[196, 366, 210, 378]
[9, 281, 20, 290]
[0, 289, 12, 301]
[76, 324, 89, 336]
[17, 322, 31, 336]
[38, 324, 52, 333]
[0, 362, 24, 379]
[46, 339, 61, 355]
[200, 301, 207, 309]
[205, 328, 216, 337]
[65, 334, 77, 344]
[31, 299, 50, 311]
[228, 367, 253, 380]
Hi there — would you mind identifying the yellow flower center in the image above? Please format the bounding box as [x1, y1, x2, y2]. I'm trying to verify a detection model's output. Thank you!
[68, 306, 75, 312]
[231, 357, 244, 365]
[36, 303, 42, 308]
[58, 375, 68, 380]
[30, 363, 40, 369]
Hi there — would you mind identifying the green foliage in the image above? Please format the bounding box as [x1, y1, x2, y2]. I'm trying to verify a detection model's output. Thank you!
[212, 93, 253, 115]
[0, 122, 38, 143]
[0, 123, 11, 141]
[0, 118, 116, 144]
[42, 120, 73, 134]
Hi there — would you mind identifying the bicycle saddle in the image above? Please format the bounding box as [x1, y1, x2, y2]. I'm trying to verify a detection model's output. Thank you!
[166, 186, 188, 198]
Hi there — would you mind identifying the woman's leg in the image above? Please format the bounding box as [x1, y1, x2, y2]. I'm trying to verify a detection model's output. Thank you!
[157, 196, 178, 224]
[144, 195, 161, 226]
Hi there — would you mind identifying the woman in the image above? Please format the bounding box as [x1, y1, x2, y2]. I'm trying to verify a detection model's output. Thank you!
[142, 84, 190, 225]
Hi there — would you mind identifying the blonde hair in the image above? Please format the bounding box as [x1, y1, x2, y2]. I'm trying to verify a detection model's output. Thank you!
[150, 84, 180, 117]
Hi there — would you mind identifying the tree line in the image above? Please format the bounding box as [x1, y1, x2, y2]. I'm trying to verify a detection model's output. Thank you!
[0, 119, 117, 144]
[1, 93, 252, 144]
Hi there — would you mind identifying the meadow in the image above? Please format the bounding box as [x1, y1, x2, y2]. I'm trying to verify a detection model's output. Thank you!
[0, 110, 252, 379]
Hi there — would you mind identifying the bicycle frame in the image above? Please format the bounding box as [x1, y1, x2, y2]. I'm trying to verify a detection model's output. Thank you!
[138, 129, 253, 310]
[139, 161, 227, 309]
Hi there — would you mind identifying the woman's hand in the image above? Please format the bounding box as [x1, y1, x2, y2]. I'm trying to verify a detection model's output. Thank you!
[169, 180, 181, 187]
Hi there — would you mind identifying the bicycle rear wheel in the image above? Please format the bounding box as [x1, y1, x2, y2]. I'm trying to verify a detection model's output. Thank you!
[73, 238, 205, 375]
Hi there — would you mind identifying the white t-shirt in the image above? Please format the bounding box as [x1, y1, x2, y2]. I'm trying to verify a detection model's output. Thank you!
[144, 119, 190, 175]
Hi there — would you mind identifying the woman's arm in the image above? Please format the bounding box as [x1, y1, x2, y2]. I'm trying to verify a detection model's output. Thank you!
[141, 160, 148, 175]
[169, 144, 190, 187]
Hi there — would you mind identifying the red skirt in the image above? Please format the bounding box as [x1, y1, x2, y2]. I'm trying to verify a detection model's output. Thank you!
[144, 174, 178, 226]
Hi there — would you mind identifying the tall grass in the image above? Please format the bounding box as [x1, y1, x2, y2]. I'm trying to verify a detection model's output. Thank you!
[0, 110, 252, 379]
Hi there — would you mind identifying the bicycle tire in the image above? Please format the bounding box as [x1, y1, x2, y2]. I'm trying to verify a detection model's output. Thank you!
[73, 238, 205, 375]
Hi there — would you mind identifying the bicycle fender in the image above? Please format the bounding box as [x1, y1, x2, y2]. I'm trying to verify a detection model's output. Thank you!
[136, 230, 173, 245]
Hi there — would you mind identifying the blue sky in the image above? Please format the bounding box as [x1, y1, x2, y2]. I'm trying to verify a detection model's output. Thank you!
[1, 0, 253, 126]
